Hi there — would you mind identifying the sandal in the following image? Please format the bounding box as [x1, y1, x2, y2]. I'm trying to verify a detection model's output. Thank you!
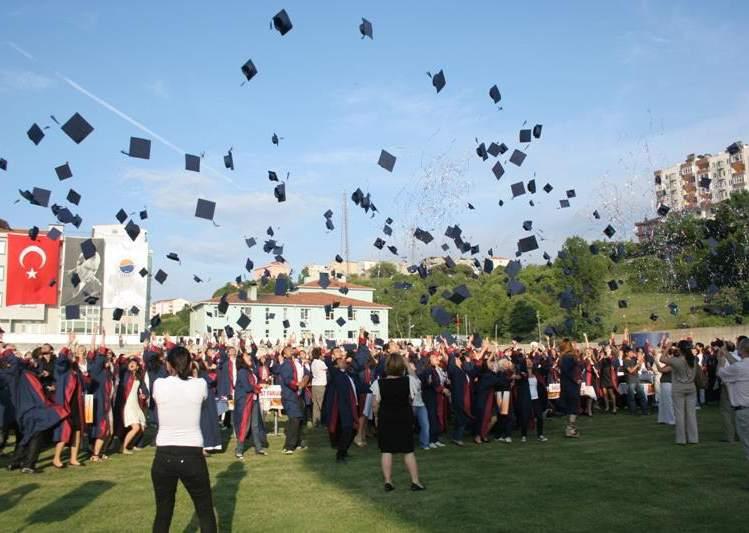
[90, 455, 102, 463]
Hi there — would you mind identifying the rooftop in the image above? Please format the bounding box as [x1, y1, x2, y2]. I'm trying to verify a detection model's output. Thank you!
[201, 291, 388, 309]
[299, 279, 373, 290]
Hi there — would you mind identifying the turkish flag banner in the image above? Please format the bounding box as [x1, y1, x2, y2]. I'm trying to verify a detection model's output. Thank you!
[5, 233, 61, 305]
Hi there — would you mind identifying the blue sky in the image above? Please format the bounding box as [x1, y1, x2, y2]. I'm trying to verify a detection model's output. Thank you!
[2, 0, 748, 301]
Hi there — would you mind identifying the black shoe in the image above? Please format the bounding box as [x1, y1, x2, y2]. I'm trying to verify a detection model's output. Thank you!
[384, 482, 394, 492]
[410, 483, 426, 491]
[7, 463, 20, 471]
[336, 455, 347, 464]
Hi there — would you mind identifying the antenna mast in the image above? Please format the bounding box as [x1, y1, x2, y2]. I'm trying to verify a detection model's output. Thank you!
[341, 191, 350, 277]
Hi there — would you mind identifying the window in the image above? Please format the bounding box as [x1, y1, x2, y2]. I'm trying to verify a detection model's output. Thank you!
[283, 329, 288, 339]
[216, 305, 225, 318]
[347, 330, 356, 339]
[283, 307, 288, 319]
[0, 265, 4, 280]
[264, 329, 270, 338]
[265, 307, 272, 324]
[60, 305, 101, 334]
[114, 308, 140, 336]
[325, 307, 334, 320]
[324, 330, 334, 339]
[371, 330, 380, 338]
[0, 240, 5, 254]
[300, 308, 309, 321]
[241, 306, 253, 316]
[348, 307, 356, 320]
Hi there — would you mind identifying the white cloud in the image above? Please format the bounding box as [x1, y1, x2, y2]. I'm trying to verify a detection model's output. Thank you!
[0, 69, 54, 91]
[145, 79, 169, 99]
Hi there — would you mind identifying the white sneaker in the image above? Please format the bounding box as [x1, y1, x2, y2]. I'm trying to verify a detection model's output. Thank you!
[421, 446, 430, 451]
[434, 441, 446, 448]
[505, 437, 512, 443]
[429, 443, 438, 449]
[521, 436, 527, 443]
[538, 435, 548, 442]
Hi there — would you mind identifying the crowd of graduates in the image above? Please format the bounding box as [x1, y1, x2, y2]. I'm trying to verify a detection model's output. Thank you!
[1, 327, 746, 474]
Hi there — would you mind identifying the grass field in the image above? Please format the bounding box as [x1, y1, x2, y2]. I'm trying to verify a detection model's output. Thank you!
[1, 407, 747, 533]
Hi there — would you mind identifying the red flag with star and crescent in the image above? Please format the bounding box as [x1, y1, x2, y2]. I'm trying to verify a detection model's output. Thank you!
[6, 233, 61, 305]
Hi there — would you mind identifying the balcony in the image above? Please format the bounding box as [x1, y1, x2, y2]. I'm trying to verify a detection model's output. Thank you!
[731, 161, 745, 174]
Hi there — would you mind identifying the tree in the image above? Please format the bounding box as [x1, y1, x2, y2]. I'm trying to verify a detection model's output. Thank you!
[368, 261, 398, 278]
[508, 299, 538, 339]
[152, 306, 190, 336]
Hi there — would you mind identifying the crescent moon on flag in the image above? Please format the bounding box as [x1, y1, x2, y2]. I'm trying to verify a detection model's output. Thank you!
[19, 245, 47, 269]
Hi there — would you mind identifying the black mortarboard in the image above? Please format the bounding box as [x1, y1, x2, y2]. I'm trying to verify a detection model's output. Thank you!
[151, 314, 162, 329]
[0, 158, 6, 171]
[224, 325, 235, 339]
[223, 149, 234, 170]
[371, 312, 380, 324]
[274, 276, 288, 296]
[31, 187, 51, 207]
[325, 218, 334, 231]
[566, 189, 576, 198]
[649, 313, 658, 321]
[603, 225, 616, 238]
[237, 313, 251, 330]
[70, 271, 81, 288]
[492, 161, 505, 180]
[127, 305, 139, 316]
[47, 227, 62, 241]
[517, 235, 539, 253]
[559, 289, 577, 309]
[241, 59, 258, 82]
[431, 70, 446, 93]
[527, 179, 536, 194]
[507, 279, 526, 296]
[336, 317, 346, 327]
[498, 200, 504, 206]
[112, 308, 124, 321]
[27, 123, 45, 145]
[245, 237, 256, 249]
[65, 305, 80, 320]
[154, 269, 168, 284]
[449, 284, 471, 305]
[195, 198, 216, 220]
[268, 171, 279, 182]
[476, 142, 488, 161]
[387, 245, 398, 255]
[509, 150, 526, 167]
[559, 199, 570, 208]
[543, 183, 553, 193]
[593, 210, 600, 219]
[245, 258, 254, 272]
[359, 17, 373, 39]
[28, 226, 39, 240]
[589, 244, 599, 255]
[657, 204, 670, 216]
[483, 258, 494, 274]
[55, 162, 73, 180]
[522, 220, 533, 231]
[61, 112, 94, 144]
[427, 284, 437, 295]
[125, 220, 141, 241]
[116, 208, 128, 223]
[511, 182, 526, 198]
[274, 183, 286, 202]
[335, 254, 344, 263]
[382, 224, 393, 237]
[272, 9, 293, 35]
[267, 226, 274, 237]
[699, 176, 711, 189]
[281, 319, 290, 329]
[444, 256, 456, 269]
[519, 129, 532, 143]
[505, 260, 522, 277]
[139, 268, 148, 277]
[618, 299, 628, 309]
[339, 286, 349, 295]
[166, 252, 180, 263]
[668, 302, 679, 315]
[487, 142, 501, 157]
[419, 294, 429, 305]
[185, 154, 201, 172]
[127, 137, 151, 159]
[378, 149, 396, 172]
[80, 239, 96, 260]
[217, 294, 229, 315]
[440, 243, 449, 251]
[140, 209, 148, 220]
[431, 306, 453, 326]
[414, 228, 434, 244]
[71, 214, 82, 228]
[533, 124, 543, 139]
[66, 189, 81, 205]
[607, 280, 619, 291]
[319, 272, 330, 289]
[489, 84, 501, 104]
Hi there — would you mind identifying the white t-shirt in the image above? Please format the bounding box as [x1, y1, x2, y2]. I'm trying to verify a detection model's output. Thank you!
[311, 359, 328, 386]
[409, 375, 425, 407]
[528, 376, 539, 400]
[153, 376, 207, 448]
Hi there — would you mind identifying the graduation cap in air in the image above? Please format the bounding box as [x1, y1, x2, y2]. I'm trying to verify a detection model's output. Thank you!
[244, 237, 256, 249]
[489, 84, 501, 104]
[71, 214, 82, 228]
[559, 199, 570, 209]
[166, 252, 180, 263]
[112, 308, 124, 322]
[492, 162, 505, 180]
[476, 142, 488, 161]
[66, 189, 81, 205]
[522, 220, 533, 231]
[223, 149, 234, 170]
[65, 305, 80, 320]
[505, 260, 522, 278]
[558, 289, 577, 310]
[482, 258, 494, 274]
[511, 182, 526, 198]
[47, 227, 62, 241]
[70, 271, 81, 288]
[603, 225, 616, 238]
[449, 284, 471, 304]
[519, 129, 532, 143]
[657, 204, 670, 217]
[224, 325, 235, 339]
[116, 208, 128, 224]
[185, 154, 201, 172]
[617, 299, 628, 309]
[237, 313, 251, 330]
[55, 162, 73, 180]
[274, 183, 286, 202]
[394, 281, 413, 290]
[80, 238, 96, 260]
[527, 179, 536, 194]
[241, 59, 258, 83]
[359, 18, 373, 39]
[333, 254, 344, 264]
[668, 302, 679, 315]
[274, 276, 288, 296]
[507, 279, 526, 296]
[271, 133, 281, 146]
[0, 158, 6, 171]
[532, 125, 542, 139]
[517, 235, 539, 253]
[509, 150, 526, 167]
[216, 293, 229, 315]
[699, 176, 711, 189]
[124, 137, 151, 159]
[61, 112, 94, 144]
[414, 228, 434, 244]
[29, 187, 51, 208]
[498, 200, 504, 207]
[543, 183, 553, 194]
[431, 306, 453, 327]
[566, 190, 576, 199]
[154, 269, 167, 284]
[125, 220, 141, 241]
[272, 9, 293, 35]
[28, 226, 39, 241]
[487, 142, 501, 157]
[378, 149, 396, 172]
[429, 70, 446, 93]
[607, 280, 619, 291]
[195, 198, 216, 221]
[27, 123, 45, 145]
[336, 317, 346, 327]
[191, 274, 202, 283]
[243, 258, 254, 273]
[648, 312, 659, 322]
[593, 210, 600, 220]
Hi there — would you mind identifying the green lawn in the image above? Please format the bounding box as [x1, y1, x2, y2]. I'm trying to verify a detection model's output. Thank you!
[1, 407, 747, 532]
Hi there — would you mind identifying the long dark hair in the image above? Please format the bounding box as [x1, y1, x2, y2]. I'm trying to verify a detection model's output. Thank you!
[167, 346, 192, 380]
[677, 340, 695, 368]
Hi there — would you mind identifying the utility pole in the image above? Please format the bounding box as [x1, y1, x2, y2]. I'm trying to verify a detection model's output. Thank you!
[536, 310, 541, 343]
[341, 191, 350, 277]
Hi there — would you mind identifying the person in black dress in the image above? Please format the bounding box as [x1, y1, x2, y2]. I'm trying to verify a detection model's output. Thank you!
[373, 352, 425, 492]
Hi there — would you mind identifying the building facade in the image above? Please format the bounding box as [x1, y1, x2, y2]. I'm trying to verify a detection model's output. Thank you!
[189, 280, 389, 342]
[654, 141, 748, 216]
[0, 224, 151, 348]
[150, 298, 190, 317]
